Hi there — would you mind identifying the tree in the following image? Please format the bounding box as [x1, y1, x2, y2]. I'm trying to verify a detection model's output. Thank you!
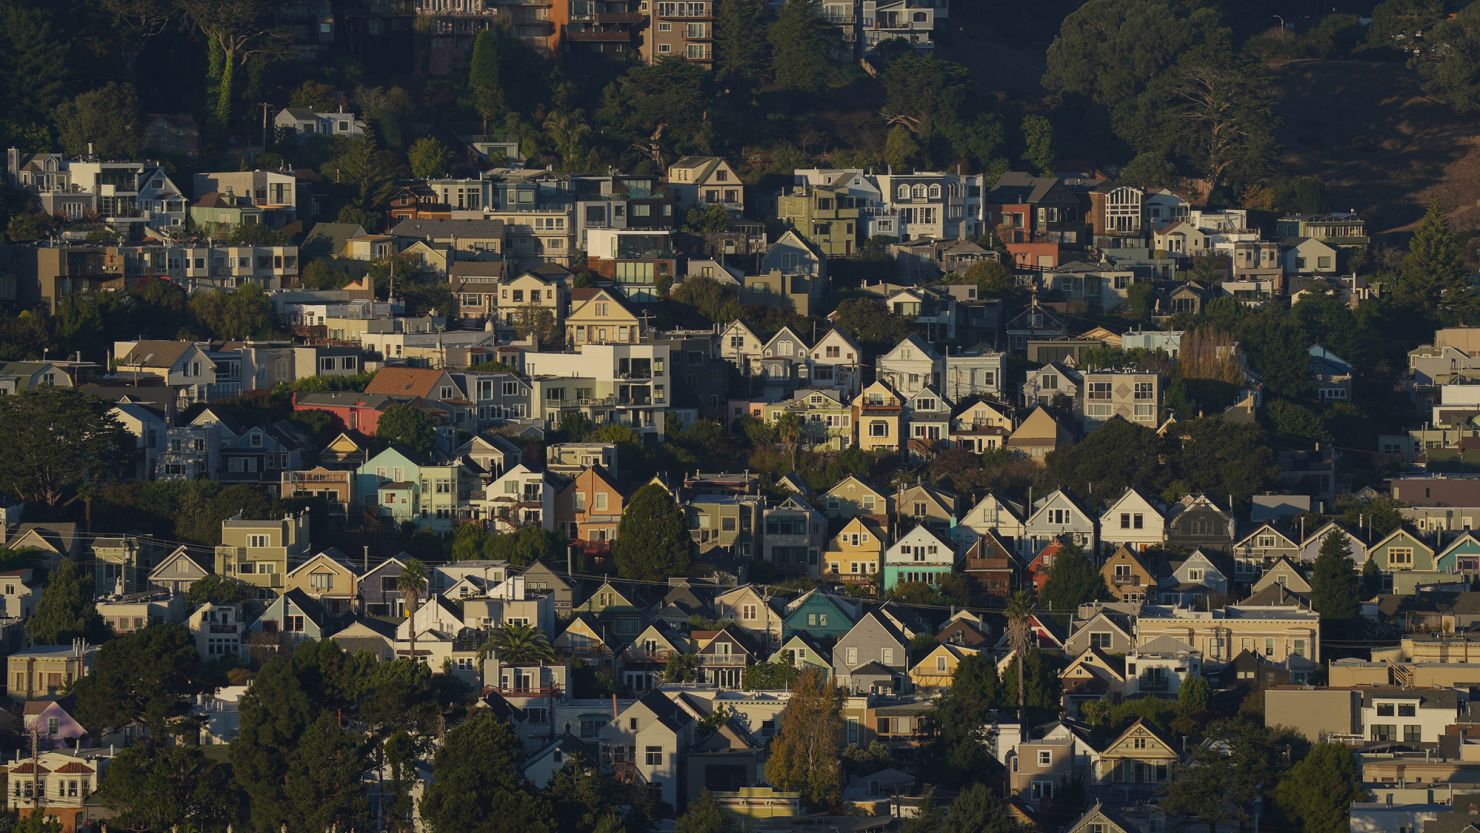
[1162, 742, 1239, 832]
[99, 745, 235, 833]
[72, 624, 207, 737]
[1177, 673, 1211, 715]
[596, 59, 715, 165]
[1310, 531, 1360, 622]
[329, 137, 396, 229]
[289, 79, 338, 111]
[1038, 544, 1109, 613]
[27, 559, 104, 646]
[282, 713, 372, 833]
[960, 261, 1016, 296]
[675, 790, 738, 833]
[714, 0, 768, 88]
[1420, 3, 1480, 114]
[923, 653, 1002, 784]
[612, 484, 695, 582]
[1021, 114, 1054, 176]
[1361, 557, 1384, 599]
[884, 125, 919, 172]
[0, 4, 70, 128]
[1046, 417, 1167, 501]
[1401, 200, 1472, 320]
[1044, 0, 1221, 106]
[1275, 743, 1363, 833]
[663, 652, 700, 683]
[55, 83, 141, 159]
[543, 110, 593, 172]
[176, 0, 278, 128]
[188, 285, 274, 340]
[408, 136, 453, 179]
[764, 669, 844, 806]
[398, 558, 429, 664]
[1154, 40, 1278, 195]
[299, 260, 344, 291]
[1005, 591, 1033, 723]
[477, 622, 555, 666]
[377, 404, 438, 459]
[944, 783, 1022, 833]
[769, 0, 832, 95]
[1369, 0, 1446, 46]
[0, 387, 130, 513]
[1000, 649, 1061, 713]
[420, 711, 551, 833]
[742, 657, 801, 690]
[1169, 418, 1279, 506]
[831, 298, 916, 354]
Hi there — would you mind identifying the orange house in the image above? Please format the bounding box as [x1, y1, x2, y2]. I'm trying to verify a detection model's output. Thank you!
[555, 466, 624, 546]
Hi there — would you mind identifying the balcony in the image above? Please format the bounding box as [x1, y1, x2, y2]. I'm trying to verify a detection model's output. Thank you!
[489, 685, 562, 698]
[698, 654, 747, 667]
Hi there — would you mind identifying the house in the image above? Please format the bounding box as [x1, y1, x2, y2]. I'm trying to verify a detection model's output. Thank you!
[188, 603, 248, 662]
[833, 611, 911, 694]
[600, 691, 697, 809]
[1135, 604, 1320, 665]
[1100, 546, 1159, 604]
[1098, 488, 1166, 554]
[713, 584, 784, 650]
[1080, 371, 1161, 430]
[1244, 557, 1312, 604]
[112, 340, 217, 406]
[8, 645, 97, 700]
[554, 614, 615, 661]
[958, 493, 1027, 548]
[148, 546, 210, 596]
[1298, 522, 1369, 565]
[1308, 345, 1354, 402]
[895, 482, 956, 535]
[245, 589, 337, 655]
[1064, 609, 1136, 657]
[1063, 802, 1142, 833]
[564, 288, 646, 347]
[665, 156, 743, 215]
[949, 398, 1014, 453]
[878, 336, 938, 399]
[0, 568, 40, 618]
[823, 476, 891, 527]
[274, 107, 366, 136]
[852, 381, 905, 453]
[212, 512, 312, 594]
[1160, 550, 1230, 607]
[283, 551, 360, 614]
[555, 466, 624, 548]
[357, 446, 466, 533]
[1, 749, 110, 833]
[1007, 407, 1071, 462]
[883, 525, 955, 591]
[686, 494, 762, 558]
[822, 517, 884, 591]
[1023, 490, 1098, 557]
[909, 643, 976, 690]
[22, 698, 86, 749]
[760, 496, 827, 576]
[782, 589, 859, 642]
[519, 561, 579, 620]
[574, 579, 648, 644]
[1368, 526, 1440, 593]
[97, 591, 186, 634]
[618, 623, 689, 694]
[1164, 494, 1235, 554]
[958, 530, 1019, 598]
[1283, 236, 1340, 275]
[1060, 647, 1130, 713]
[808, 328, 864, 397]
[1124, 635, 1204, 697]
[693, 627, 756, 689]
[1231, 523, 1302, 582]
[1092, 719, 1181, 793]
[772, 635, 833, 680]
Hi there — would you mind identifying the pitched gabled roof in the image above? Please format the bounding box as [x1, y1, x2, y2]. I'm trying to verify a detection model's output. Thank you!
[635, 690, 694, 733]
[366, 367, 452, 399]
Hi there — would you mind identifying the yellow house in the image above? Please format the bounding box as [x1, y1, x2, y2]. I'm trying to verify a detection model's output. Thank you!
[284, 551, 360, 614]
[852, 381, 904, 453]
[565, 288, 644, 346]
[762, 388, 852, 451]
[910, 642, 978, 689]
[1100, 545, 1159, 603]
[823, 477, 891, 527]
[822, 516, 884, 589]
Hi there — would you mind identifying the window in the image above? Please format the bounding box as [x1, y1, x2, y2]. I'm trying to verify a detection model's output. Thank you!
[285, 614, 305, 632]
[1090, 632, 1113, 650]
[1088, 382, 1111, 400]
[1038, 750, 1053, 766]
[1389, 547, 1414, 568]
[246, 534, 269, 549]
[845, 647, 858, 665]
[1398, 703, 1417, 717]
[1404, 725, 1422, 743]
[644, 746, 663, 766]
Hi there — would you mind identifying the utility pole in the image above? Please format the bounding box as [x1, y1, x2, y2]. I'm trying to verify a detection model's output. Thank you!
[260, 102, 271, 151]
[30, 727, 39, 818]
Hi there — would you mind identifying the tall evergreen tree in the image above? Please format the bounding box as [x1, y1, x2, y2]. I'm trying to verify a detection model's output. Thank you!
[1275, 743, 1363, 833]
[99, 745, 236, 833]
[468, 28, 507, 131]
[1309, 531, 1360, 621]
[27, 559, 103, 646]
[1038, 544, 1110, 613]
[674, 789, 738, 833]
[1402, 199, 1472, 320]
[769, 0, 832, 95]
[282, 714, 372, 833]
[714, 0, 768, 89]
[612, 484, 695, 581]
[420, 712, 550, 833]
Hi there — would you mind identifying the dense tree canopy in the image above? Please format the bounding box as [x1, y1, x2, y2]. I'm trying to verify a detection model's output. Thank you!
[613, 483, 695, 582]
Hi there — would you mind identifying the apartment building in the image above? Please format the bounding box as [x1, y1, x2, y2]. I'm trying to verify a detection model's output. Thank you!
[1135, 605, 1321, 665]
[1079, 370, 1161, 430]
[212, 512, 313, 594]
[644, 0, 713, 66]
[524, 343, 673, 436]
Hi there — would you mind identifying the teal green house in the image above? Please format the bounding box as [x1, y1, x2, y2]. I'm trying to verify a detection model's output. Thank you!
[1437, 531, 1480, 573]
[782, 589, 859, 641]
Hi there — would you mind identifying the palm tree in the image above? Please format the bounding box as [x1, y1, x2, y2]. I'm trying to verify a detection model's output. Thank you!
[1005, 591, 1034, 726]
[477, 622, 555, 666]
[397, 559, 429, 664]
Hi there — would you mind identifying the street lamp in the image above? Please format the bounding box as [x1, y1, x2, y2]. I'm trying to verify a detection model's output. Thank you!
[1273, 14, 1286, 34]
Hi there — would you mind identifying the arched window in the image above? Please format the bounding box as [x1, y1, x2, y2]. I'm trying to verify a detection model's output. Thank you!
[897, 184, 910, 200]
[912, 184, 927, 199]
[929, 184, 942, 199]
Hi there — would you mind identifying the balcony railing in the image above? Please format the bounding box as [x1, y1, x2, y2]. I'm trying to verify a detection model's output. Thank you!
[697, 654, 747, 667]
